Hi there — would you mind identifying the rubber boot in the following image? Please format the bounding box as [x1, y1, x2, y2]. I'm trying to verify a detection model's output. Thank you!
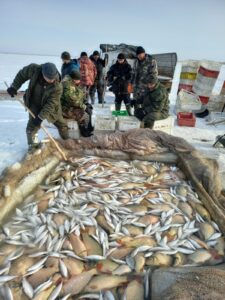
[27, 132, 40, 151]
[144, 120, 155, 129]
[115, 103, 121, 111]
[126, 104, 132, 116]
[79, 124, 93, 137]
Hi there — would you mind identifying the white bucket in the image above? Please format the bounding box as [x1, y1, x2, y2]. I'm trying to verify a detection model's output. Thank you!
[192, 60, 221, 97]
[179, 60, 199, 91]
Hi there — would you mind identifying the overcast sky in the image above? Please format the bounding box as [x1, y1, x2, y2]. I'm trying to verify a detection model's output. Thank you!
[0, 0, 225, 61]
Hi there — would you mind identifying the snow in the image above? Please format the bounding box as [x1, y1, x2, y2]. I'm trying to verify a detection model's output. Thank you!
[0, 53, 225, 187]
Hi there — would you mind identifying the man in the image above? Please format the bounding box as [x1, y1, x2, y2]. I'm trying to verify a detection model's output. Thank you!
[132, 46, 158, 108]
[89, 50, 108, 104]
[134, 78, 169, 128]
[79, 52, 97, 101]
[7, 63, 69, 149]
[61, 70, 94, 137]
[107, 53, 132, 115]
[61, 51, 80, 79]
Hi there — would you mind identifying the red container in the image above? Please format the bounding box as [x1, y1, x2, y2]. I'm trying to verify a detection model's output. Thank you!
[198, 95, 209, 104]
[177, 112, 196, 127]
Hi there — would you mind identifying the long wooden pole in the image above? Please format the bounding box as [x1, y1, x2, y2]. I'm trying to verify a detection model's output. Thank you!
[4, 81, 67, 161]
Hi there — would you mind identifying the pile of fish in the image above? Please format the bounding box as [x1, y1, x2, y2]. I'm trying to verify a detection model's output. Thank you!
[0, 156, 224, 300]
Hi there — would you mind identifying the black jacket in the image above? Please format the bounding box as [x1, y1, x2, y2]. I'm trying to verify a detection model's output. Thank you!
[107, 60, 132, 95]
[90, 55, 107, 82]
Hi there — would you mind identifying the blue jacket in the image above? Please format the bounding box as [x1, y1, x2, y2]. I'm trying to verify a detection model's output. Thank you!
[61, 59, 80, 79]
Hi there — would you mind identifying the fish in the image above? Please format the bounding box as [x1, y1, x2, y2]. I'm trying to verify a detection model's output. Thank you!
[124, 279, 145, 300]
[69, 234, 87, 257]
[84, 275, 128, 292]
[62, 268, 97, 296]
[199, 222, 215, 240]
[146, 253, 173, 267]
[22, 277, 34, 299]
[187, 249, 212, 265]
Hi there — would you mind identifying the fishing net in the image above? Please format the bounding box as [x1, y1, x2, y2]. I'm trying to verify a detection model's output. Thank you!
[152, 265, 225, 300]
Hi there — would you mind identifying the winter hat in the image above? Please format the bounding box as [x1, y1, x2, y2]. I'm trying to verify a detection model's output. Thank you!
[70, 70, 81, 80]
[117, 53, 125, 59]
[136, 46, 145, 55]
[80, 52, 88, 57]
[144, 75, 158, 85]
[61, 51, 71, 60]
[93, 50, 100, 56]
[42, 63, 58, 80]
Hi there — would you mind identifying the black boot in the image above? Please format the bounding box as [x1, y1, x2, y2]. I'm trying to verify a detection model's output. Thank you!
[79, 124, 93, 137]
[115, 103, 121, 111]
[126, 104, 132, 116]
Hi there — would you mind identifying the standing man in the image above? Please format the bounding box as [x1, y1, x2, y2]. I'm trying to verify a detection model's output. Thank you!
[61, 70, 94, 137]
[61, 51, 80, 79]
[132, 46, 158, 108]
[89, 50, 108, 104]
[7, 63, 69, 150]
[134, 77, 169, 128]
[79, 52, 97, 101]
[107, 53, 132, 115]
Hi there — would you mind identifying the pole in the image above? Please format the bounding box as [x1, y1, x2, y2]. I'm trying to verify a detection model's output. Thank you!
[4, 81, 68, 161]
[102, 44, 108, 108]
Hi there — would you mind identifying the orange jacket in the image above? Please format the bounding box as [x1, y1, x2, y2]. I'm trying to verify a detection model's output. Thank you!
[79, 57, 97, 87]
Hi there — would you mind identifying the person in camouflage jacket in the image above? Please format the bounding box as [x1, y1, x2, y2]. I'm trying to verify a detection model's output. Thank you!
[132, 46, 158, 107]
[61, 70, 94, 137]
[134, 78, 169, 128]
[7, 63, 69, 149]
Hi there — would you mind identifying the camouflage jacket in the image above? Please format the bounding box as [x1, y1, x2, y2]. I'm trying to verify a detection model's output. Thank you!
[11, 63, 63, 123]
[133, 55, 158, 93]
[61, 75, 86, 111]
[143, 82, 169, 115]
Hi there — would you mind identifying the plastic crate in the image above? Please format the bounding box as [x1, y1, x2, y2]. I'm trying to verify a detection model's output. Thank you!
[177, 112, 196, 127]
[153, 116, 174, 134]
[94, 115, 116, 132]
[66, 120, 80, 139]
[177, 90, 202, 111]
[117, 116, 141, 131]
[112, 110, 129, 116]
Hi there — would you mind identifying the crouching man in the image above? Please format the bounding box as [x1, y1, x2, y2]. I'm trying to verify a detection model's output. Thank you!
[7, 62, 69, 150]
[61, 70, 94, 137]
[134, 78, 169, 128]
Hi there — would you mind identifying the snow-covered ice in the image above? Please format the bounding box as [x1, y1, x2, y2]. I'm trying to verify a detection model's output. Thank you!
[0, 53, 225, 188]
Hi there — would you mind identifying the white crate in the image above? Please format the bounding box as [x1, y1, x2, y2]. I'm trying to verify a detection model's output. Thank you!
[94, 115, 116, 132]
[66, 120, 80, 139]
[68, 129, 80, 139]
[117, 116, 141, 131]
[177, 90, 202, 111]
[153, 116, 174, 134]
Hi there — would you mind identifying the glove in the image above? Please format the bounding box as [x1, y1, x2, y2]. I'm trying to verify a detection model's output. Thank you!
[134, 108, 146, 121]
[85, 103, 93, 115]
[130, 99, 136, 108]
[33, 115, 43, 126]
[7, 87, 17, 97]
